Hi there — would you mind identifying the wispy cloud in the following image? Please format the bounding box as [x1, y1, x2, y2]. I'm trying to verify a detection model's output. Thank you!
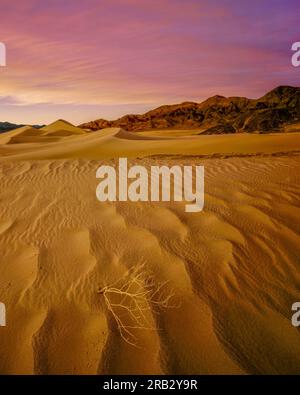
[0, 0, 298, 124]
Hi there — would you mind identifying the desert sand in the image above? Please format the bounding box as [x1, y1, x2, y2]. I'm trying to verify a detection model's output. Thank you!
[0, 121, 300, 374]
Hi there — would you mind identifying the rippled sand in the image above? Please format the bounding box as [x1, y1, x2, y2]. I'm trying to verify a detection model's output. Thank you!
[0, 151, 299, 374]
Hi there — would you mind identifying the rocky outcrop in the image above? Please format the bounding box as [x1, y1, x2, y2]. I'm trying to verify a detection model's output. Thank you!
[80, 86, 300, 133]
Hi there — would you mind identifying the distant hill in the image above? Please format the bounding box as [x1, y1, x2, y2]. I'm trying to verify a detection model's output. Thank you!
[0, 122, 24, 133]
[0, 121, 43, 133]
[80, 86, 300, 134]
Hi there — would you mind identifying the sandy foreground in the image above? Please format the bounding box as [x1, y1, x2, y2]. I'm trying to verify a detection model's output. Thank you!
[0, 123, 300, 374]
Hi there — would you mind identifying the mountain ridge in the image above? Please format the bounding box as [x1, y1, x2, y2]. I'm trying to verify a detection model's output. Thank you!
[0, 121, 44, 133]
[80, 86, 300, 134]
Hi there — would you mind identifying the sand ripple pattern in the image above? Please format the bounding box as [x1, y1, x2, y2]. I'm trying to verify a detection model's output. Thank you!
[0, 156, 299, 374]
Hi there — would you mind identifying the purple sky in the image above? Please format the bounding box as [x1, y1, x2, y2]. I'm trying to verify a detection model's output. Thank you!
[0, 0, 299, 124]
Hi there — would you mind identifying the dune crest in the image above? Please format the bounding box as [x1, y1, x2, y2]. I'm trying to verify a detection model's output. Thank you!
[0, 118, 300, 161]
[41, 120, 87, 136]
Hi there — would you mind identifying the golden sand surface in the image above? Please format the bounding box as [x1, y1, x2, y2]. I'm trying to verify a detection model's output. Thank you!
[0, 122, 299, 374]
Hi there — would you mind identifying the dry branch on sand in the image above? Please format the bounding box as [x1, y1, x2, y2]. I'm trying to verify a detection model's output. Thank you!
[97, 264, 178, 347]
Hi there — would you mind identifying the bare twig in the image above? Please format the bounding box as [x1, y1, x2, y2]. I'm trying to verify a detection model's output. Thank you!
[97, 263, 177, 347]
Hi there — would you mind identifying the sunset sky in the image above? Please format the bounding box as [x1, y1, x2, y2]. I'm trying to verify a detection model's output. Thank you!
[0, 0, 299, 125]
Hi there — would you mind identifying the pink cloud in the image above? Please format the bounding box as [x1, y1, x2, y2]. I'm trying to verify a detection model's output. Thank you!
[0, 0, 298, 124]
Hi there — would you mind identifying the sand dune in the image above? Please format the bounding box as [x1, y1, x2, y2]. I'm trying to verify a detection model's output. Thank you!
[1, 120, 87, 145]
[41, 120, 87, 136]
[0, 121, 299, 374]
[0, 122, 300, 160]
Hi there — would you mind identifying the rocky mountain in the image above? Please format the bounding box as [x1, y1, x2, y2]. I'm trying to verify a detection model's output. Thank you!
[0, 121, 43, 133]
[0, 121, 24, 133]
[80, 86, 300, 134]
